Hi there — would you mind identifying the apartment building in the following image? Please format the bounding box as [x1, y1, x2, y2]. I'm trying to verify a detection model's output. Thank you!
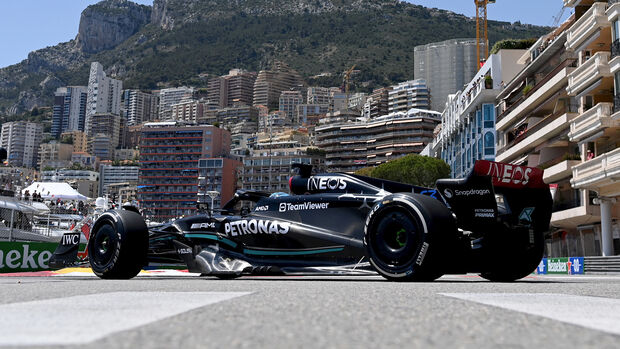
[363, 87, 392, 119]
[61, 130, 88, 153]
[197, 158, 242, 209]
[157, 87, 194, 120]
[388, 80, 431, 113]
[279, 90, 304, 122]
[207, 69, 257, 108]
[123, 90, 158, 126]
[253, 61, 304, 110]
[563, 0, 620, 256]
[85, 62, 122, 135]
[87, 113, 122, 160]
[51, 86, 87, 137]
[138, 122, 231, 220]
[38, 142, 73, 170]
[315, 108, 440, 173]
[414, 38, 479, 112]
[436, 50, 525, 178]
[171, 100, 209, 123]
[242, 155, 325, 193]
[213, 105, 259, 132]
[99, 165, 139, 196]
[0, 121, 43, 168]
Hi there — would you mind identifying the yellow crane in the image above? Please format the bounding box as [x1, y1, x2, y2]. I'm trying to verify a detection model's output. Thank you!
[475, 0, 495, 71]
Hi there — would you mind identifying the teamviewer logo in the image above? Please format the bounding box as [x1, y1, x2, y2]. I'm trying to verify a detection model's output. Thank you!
[279, 203, 287, 212]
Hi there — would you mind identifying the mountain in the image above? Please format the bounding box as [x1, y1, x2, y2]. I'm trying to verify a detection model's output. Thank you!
[0, 0, 552, 115]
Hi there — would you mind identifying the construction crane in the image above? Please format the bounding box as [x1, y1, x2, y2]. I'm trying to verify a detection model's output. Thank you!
[343, 64, 357, 110]
[475, 0, 495, 71]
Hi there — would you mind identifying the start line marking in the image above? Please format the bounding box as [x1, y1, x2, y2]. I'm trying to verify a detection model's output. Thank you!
[0, 291, 251, 346]
[441, 293, 620, 336]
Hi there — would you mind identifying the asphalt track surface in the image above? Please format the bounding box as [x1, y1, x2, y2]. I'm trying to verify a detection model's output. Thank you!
[1, 273, 620, 348]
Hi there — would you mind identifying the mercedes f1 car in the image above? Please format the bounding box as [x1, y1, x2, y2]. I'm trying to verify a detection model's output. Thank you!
[52, 160, 552, 281]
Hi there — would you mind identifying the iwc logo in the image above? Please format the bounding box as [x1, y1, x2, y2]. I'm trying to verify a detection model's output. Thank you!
[443, 188, 453, 199]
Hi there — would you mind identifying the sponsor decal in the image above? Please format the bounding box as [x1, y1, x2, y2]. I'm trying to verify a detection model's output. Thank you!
[307, 177, 347, 191]
[415, 242, 429, 265]
[545, 257, 585, 275]
[420, 189, 439, 200]
[443, 188, 453, 199]
[61, 233, 80, 246]
[190, 222, 216, 230]
[486, 163, 533, 186]
[454, 188, 491, 196]
[224, 219, 290, 236]
[279, 202, 329, 212]
[536, 258, 547, 274]
[474, 208, 495, 218]
[518, 207, 535, 224]
[0, 242, 55, 272]
[177, 248, 192, 255]
[569, 257, 584, 275]
[254, 205, 269, 212]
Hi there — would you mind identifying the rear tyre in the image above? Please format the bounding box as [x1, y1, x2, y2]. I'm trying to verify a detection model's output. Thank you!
[364, 193, 455, 282]
[479, 228, 544, 282]
[88, 210, 148, 279]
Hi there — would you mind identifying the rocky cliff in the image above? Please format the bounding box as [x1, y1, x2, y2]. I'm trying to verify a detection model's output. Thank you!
[78, 0, 151, 53]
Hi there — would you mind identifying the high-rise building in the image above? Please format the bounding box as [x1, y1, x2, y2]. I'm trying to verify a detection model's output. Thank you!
[171, 100, 210, 123]
[88, 113, 121, 160]
[197, 158, 242, 209]
[388, 79, 430, 113]
[0, 121, 43, 168]
[253, 61, 304, 110]
[315, 109, 441, 173]
[51, 86, 87, 138]
[279, 90, 304, 123]
[157, 87, 194, 120]
[242, 154, 325, 193]
[364, 87, 392, 119]
[85, 62, 122, 135]
[214, 105, 259, 132]
[99, 165, 139, 197]
[123, 90, 158, 126]
[138, 122, 231, 220]
[429, 50, 525, 179]
[61, 130, 88, 153]
[208, 69, 257, 108]
[414, 39, 479, 112]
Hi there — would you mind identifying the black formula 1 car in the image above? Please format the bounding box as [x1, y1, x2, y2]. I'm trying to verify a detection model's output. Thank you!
[52, 160, 552, 281]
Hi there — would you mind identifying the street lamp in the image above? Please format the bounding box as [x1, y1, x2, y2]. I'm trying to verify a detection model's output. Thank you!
[206, 190, 220, 216]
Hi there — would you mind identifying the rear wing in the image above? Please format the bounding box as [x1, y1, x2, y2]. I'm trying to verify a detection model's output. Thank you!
[436, 160, 552, 232]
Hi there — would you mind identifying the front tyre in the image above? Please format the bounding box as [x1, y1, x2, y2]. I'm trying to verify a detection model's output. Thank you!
[364, 193, 455, 282]
[88, 210, 148, 279]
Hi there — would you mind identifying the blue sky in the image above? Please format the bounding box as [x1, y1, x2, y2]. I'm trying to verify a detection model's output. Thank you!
[0, 0, 572, 69]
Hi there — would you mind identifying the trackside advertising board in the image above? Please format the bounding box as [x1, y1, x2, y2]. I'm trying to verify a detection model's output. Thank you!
[536, 257, 585, 275]
[0, 241, 57, 273]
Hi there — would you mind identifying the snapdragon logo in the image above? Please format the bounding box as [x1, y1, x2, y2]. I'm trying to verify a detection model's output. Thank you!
[454, 189, 491, 197]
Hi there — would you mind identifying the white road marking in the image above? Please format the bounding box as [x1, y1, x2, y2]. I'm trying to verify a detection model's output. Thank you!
[0, 291, 251, 346]
[441, 293, 620, 336]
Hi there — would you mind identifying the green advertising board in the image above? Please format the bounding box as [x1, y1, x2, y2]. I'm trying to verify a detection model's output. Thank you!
[0, 241, 58, 273]
[546, 257, 569, 274]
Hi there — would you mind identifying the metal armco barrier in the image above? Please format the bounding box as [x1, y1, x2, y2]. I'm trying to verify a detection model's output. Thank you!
[584, 256, 620, 273]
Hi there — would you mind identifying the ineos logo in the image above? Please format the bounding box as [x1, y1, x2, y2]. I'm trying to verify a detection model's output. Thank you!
[307, 177, 347, 191]
[443, 189, 453, 199]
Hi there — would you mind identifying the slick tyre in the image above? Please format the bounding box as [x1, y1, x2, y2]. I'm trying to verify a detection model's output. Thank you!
[88, 210, 148, 279]
[364, 193, 455, 282]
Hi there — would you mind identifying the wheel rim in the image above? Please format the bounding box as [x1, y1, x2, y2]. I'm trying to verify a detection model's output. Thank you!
[369, 209, 420, 271]
[90, 223, 119, 269]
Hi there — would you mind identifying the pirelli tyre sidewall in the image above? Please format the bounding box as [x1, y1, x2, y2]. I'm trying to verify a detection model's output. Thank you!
[364, 193, 452, 281]
[88, 210, 148, 279]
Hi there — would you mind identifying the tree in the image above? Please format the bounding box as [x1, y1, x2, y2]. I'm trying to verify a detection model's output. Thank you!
[355, 154, 451, 188]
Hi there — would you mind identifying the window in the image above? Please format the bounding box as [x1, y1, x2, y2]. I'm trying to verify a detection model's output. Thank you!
[614, 20, 620, 42]
[483, 104, 494, 128]
[476, 110, 482, 132]
[484, 132, 495, 156]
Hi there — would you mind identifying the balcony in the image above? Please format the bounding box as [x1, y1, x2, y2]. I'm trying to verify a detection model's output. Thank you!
[496, 112, 578, 163]
[543, 160, 583, 183]
[569, 102, 615, 141]
[566, 51, 612, 97]
[551, 204, 601, 229]
[572, 147, 620, 194]
[496, 64, 575, 132]
[565, 2, 610, 51]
